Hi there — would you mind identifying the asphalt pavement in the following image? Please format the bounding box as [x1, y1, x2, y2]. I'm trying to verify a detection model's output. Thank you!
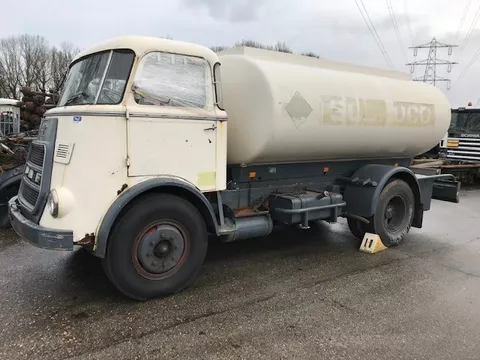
[1, 189, 480, 359]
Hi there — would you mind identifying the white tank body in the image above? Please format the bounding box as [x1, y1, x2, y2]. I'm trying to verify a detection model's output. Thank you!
[217, 47, 451, 165]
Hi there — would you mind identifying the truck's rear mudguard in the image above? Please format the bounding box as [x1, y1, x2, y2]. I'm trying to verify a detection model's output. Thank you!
[411, 167, 460, 204]
[343, 164, 422, 217]
[342, 164, 458, 229]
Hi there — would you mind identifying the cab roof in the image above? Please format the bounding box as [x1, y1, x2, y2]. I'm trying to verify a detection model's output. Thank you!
[0, 98, 19, 106]
[73, 35, 219, 65]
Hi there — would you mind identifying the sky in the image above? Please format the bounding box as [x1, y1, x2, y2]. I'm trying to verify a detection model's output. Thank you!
[2, 0, 480, 107]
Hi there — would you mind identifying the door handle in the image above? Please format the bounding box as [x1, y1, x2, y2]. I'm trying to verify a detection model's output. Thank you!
[204, 124, 217, 131]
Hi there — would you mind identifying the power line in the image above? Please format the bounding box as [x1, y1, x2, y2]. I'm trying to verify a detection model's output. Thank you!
[386, 0, 408, 63]
[357, 0, 396, 70]
[458, 2, 480, 56]
[451, 44, 480, 87]
[450, 3, 480, 87]
[403, 0, 413, 46]
[354, 0, 396, 70]
[440, 0, 471, 79]
[454, 0, 472, 44]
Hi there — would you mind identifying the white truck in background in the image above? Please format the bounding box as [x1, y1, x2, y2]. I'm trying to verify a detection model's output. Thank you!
[9, 36, 459, 300]
[0, 99, 31, 227]
[0, 99, 21, 135]
[440, 104, 480, 163]
[413, 105, 480, 186]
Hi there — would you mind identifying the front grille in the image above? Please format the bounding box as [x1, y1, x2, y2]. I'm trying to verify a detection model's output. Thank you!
[445, 137, 480, 161]
[19, 142, 46, 210]
[20, 181, 40, 206]
[29, 143, 45, 167]
[17, 118, 57, 222]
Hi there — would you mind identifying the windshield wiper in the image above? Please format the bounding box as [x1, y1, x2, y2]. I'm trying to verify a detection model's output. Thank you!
[63, 92, 88, 106]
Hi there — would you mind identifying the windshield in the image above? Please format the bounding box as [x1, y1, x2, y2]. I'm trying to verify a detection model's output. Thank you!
[449, 110, 480, 134]
[58, 49, 135, 107]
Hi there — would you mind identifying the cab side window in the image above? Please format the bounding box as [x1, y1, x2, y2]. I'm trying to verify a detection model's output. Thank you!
[132, 52, 211, 109]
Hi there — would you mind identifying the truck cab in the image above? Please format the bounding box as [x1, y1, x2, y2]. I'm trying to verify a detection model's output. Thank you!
[0, 98, 21, 136]
[439, 107, 480, 162]
[0, 99, 22, 227]
[10, 36, 226, 242]
[9, 37, 228, 297]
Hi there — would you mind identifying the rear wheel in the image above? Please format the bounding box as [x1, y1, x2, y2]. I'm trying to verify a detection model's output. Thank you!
[102, 193, 208, 300]
[370, 179, 415, 247]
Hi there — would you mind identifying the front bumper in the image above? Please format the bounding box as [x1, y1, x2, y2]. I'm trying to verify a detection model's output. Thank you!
[8, 196, 74, 250]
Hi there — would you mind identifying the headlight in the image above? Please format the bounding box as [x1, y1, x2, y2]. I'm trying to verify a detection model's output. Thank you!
[47, 189, 59, 217]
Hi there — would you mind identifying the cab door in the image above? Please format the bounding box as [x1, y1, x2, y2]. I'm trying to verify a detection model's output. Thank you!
[125, 51, 225, 192]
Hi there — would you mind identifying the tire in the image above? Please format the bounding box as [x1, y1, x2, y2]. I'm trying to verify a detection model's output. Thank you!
[0, 211, 11, 228]
[102, 193, 208, 301]
[347, 218, 370, 240]
[0, 184, 19, 229]
[370, 179, 415, 247]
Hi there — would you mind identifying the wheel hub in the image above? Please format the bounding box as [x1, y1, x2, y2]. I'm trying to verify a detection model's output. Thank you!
[155, 240, 171, 258]
[385, 206, 394, 220]
[137, 224, 185, 274]
[383, 196, 406, 232]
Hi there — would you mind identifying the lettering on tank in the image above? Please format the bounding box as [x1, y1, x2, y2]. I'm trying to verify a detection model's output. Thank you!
[318, 96, 436, 127]
[393, 101, 435, 126]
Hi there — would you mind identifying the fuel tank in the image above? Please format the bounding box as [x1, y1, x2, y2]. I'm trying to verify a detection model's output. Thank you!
[218, 47, 451, 165]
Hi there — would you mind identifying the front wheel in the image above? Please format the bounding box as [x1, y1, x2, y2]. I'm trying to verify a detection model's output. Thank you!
[0, 184, 19, 228]
[370, 179, 415, 247]
[102, 193, 208, 300]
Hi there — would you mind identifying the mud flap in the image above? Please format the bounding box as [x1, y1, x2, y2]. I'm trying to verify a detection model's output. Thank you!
[432, 179, 461, 203]
[413, 170, 460, 205]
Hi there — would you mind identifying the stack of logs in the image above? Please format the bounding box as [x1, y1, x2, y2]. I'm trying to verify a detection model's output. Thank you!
[18, 87, 59, 131]
[0, 86, 57, 171]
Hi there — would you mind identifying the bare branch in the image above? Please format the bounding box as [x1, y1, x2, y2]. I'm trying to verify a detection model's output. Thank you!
[301, 52, 321, 58]
[50, 42, 80, 92]
[210, 45, 230, 52]
[0, 37, 22, 98]
[18, 34, 49, 88]
[34, 40, 52, 92]
[273, 41, 292, 54]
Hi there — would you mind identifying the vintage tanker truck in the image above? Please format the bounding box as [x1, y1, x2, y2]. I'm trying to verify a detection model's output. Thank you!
[9, 36, 458, 300]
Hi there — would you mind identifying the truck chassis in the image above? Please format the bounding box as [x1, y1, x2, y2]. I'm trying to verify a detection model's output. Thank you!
[10, 155, 458, 300]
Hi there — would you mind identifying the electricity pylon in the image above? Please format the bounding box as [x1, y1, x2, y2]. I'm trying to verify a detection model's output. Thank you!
[406, 37, 458, 89]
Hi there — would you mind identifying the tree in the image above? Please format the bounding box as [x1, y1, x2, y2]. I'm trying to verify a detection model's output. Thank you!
[234, 39, 273, 50]
[18, 34, 49, 89]
[301, 52, 320, 58]
[210, 39, 319, 58]
[232, 40, 293, 53]
[0, 77, 6, 98]
[210, 45, 230, 53]
[273, 41, 292, 54]
[0, 34, 80, 98]
[0, 37, 22, 98]
[33, 39, 52, 93]
[50, 42, 80, 92]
